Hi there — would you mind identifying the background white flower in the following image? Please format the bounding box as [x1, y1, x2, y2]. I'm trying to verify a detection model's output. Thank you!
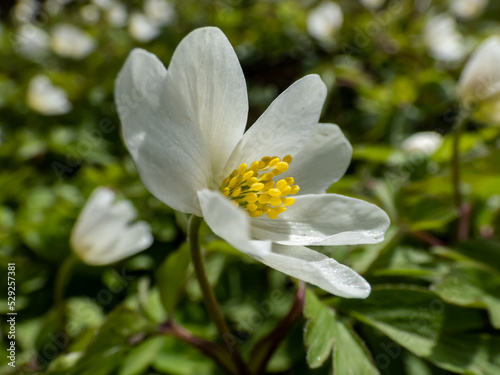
[144, 0, 175, 26]
[115, 27, 390, 298]
[128, 12, 161, 42]
[306, 1, 343, 43]
[359, 0, 386, 10]
[402, 131, 443, 156]
[15, 24, 50, 60]
[450, 0, 488, 20]
[424, 14, 466, 63]
[70, 187, 153, 266]
[458, 36, 500, 122]
[51, 24, 96, 59]
[27, 75, 72, 115]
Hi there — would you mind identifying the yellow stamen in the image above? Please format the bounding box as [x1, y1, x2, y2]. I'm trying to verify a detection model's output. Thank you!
[219, 154, 299, 219]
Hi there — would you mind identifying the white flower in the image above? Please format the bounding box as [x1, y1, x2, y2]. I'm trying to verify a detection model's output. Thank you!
[144, 0, 175, 26]
[402, 132, 443, 156]
[450, 0, 488, 20]
[128, 12, 160, 42]
[51, 24, 96, 59]
[115, 27, 390, 298]
[80, 4, 100, 24]
[458, 36, 500, 123]
[359, 0, 386, 10]
[458, 36, 500, 103]
[12, 0, 38, 23]
[106, 1, 127, 27]
[424, 14, 466, 63]
[27, 75, 72, 115]
[15, 24, 50, 60]
[71, 187, 153, 266]
[306, 2, 343, 42]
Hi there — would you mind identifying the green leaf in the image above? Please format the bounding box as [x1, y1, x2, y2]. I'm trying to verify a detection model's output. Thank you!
[67, 307, 149, 375]
[338, 286, 500, 375]
[303, 290, 336, 368]
[433, 265, 500, 329]
[118, 336, 166, 375]
[157, 243, 191, 314]
[304, 290, 379, 374]
[404, 195, 457, 231]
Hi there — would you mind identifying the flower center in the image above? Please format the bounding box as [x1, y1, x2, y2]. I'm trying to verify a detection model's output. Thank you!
[219, 155, 300, 219]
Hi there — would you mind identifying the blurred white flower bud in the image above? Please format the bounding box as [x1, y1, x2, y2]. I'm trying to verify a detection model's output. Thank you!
[144, 0, 175, 26]
[402, 132, 443, 156]
[307, 1, 343, 43]
[450, 0, 488, 20]
[80, 4, 100, 24]
[359, 0, 386, 10]
[128, 12, 161, 42]
[71, 187, 153, 266]
[15, 24, 49, 60]
[51, 24, 96, 59]
[27, 75, 72, 116]
[106, 1, 128, 27]
[424, 14, 466, 63]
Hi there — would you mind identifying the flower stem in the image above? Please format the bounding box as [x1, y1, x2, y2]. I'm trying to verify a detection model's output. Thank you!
[159, 320, 238, 375]
[451, 113, 469, 242]
[248, 281, 306, 375]
[187, 215, 248, 375]
[451, 114, 467, 210]
[54, 254, 77, 334]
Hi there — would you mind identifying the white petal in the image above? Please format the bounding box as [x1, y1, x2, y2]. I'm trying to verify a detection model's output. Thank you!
[258, 244, 370, 298]
[115, 48, 211, 215]
[89, 221, 153, 265]
[280, 123, 352, 195]
[458, 36, 500, 102]
[250, 194, 390, 246]
[166, 27, 248, 178]
[224, 75, 327, 176]
[70, 187, 115, 247]
[197, 189, 272, 257]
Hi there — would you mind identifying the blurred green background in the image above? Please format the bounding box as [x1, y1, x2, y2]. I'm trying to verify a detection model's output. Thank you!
[1, 0, 500, 374]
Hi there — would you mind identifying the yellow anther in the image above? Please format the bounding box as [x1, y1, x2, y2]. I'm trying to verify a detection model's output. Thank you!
[229, 177, 239, 188]
[266, 209, 279, 219]
[237, 163, 247, 175]
[276, 179, 288, 191]
[281, 186, 291, 195]
[250, 161, 261, 170]
[219, 154, 299, 220]
[231, 187, 242, 197]
[276, 206, 287, 214]
[268, 188, 281, 197]
[250, 210, 263, 217]
[246, 193, 258, 203]
[276, 162, 289, 172]
[247, 203, 258, 212]
[269, 197, 282, 206]
[261, 172, 274, 181]
[258, 194, 270, 204]
[263, 180, 274, 190]
[247, 177, 258, 186]
[268, 157, 280, 168]
[243, 171, 254, 180]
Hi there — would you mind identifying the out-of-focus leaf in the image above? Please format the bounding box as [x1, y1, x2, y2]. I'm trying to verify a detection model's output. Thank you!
[404, 195, 457, 231]
[433, 265, 500, 329]
[338, 286, 500, 374]
[304, 290, 379, 373]
[157, 243, 190, 314]
[118, 336, 166, 375]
